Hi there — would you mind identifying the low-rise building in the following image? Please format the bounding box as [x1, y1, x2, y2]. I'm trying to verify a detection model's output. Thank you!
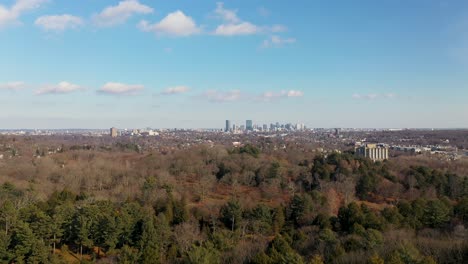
[355, 143, 389, 161]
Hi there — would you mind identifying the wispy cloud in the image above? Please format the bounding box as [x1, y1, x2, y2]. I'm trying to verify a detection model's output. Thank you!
[98, 82, 144, 95]
[286, 90, 304, 97]
[93, 0, 153, 27]
[214, 2, 240, 23]
[161, 86, 190, 95]
[214, 22, 259, 36]
[259, 90, 304, 101]
[35, 81, 84, 95]
[270, 25, 287, 33]
[203, 89, 242, 102]
[383, 93, 397, 99]
[352, 93, 397, 100]
[0, 81, 26, 90]
[199, 89, 303, 103]
[262, 35, 296, 48]
[35, 14, 83, 31]
[138, 10, 201, 36]
[0, 0, 49, 27]
[213, 2, 286, 36]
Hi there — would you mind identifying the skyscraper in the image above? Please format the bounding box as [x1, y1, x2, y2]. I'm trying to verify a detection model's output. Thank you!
[110, 127, 118, 138]
[225, 120, 231, 132]
[246, 120, 253, 131]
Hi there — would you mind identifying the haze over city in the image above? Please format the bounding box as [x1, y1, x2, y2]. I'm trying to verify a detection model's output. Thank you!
[1, 0, 467, 129]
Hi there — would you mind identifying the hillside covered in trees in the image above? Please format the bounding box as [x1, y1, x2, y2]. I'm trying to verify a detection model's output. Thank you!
[0, 136, 467, 263]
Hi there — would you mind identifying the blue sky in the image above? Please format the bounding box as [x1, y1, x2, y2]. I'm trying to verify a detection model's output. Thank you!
[0, 0, 467, 129]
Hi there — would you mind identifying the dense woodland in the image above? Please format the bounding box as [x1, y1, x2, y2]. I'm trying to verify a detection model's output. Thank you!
[0, 136, 467, 263]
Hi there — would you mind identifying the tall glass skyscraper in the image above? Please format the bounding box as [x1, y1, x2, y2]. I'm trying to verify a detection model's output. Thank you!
[225, 120, 231, 132]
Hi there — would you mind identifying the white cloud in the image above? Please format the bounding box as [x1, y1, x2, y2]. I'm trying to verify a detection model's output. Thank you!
[11, 0, 46, 13]
[214, 22, 259, 36]
[162, 86, 190, 95]
[93, 0, 153, 27]
[352, 93, 396, 100]
[35, 14, 83, 31]
[138, 10, 201, 36]
[200, 89, 302, 102]
[352, 93, 378, 100]
[262, 35, 296, 48]
[35, 81, 83, 95]
[213, 3, 286, 36]
[215, 2, 240, 23]
[203, 89, 242, 102]
[286, 90, 304, 97]
[98, 82, 144, 95]
[260, 90, 304, 101]
[213, 3, 258, 36]
[270, 24, 287, 33]
[0, 0, 48, 27]
[0, 81, 26, 90]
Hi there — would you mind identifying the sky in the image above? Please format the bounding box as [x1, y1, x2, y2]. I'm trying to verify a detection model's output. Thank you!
[1, 0, 468, 129]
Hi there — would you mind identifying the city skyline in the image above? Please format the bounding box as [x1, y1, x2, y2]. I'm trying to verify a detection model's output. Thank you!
[1, 0, 468, 129]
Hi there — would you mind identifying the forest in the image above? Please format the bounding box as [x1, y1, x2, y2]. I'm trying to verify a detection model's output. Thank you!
[0, 136, 467, 263]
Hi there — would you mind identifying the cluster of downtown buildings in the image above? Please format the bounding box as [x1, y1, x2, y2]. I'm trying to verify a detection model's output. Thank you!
[224, 120, 306, 133]
[110, 127, 159, 138]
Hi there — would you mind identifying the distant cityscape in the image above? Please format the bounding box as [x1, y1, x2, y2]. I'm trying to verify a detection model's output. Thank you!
[0, 121, 466, 162]
[0, 122, 465, 137]
[224, 120, 306, 133]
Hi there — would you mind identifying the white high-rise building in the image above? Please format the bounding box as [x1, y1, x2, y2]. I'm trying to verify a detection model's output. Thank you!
[355, 143, 389, 161]
[296, 123, 305, 131]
